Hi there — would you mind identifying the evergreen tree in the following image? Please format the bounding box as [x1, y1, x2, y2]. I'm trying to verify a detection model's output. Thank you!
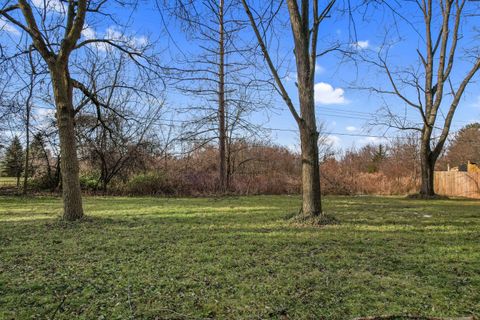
[445, 123, 480, 167]
[28, 133, 47, 177]
[1, 136, 24, 186]
[368, 144, 388, 173]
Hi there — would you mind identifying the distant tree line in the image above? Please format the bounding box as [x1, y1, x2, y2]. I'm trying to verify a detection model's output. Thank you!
[1, 123, 478, 197]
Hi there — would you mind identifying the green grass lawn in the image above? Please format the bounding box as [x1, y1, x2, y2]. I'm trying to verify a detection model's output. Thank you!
[0, 177, 17, 187]
[1, 195, 479, 319]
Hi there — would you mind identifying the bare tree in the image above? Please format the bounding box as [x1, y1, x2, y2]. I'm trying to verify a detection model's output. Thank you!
[75, 51, 164, 192]
[164, 0, 271, 192]
[18, 48, 43, 194]
[0, 1, 159, 219]
[241, 0, 336, 219]
[0, 0, 90, 219]
[363, 0, 480, 197]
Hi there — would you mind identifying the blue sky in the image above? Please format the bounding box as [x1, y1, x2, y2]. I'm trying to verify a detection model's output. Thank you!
[1, 0, 480, 152]
[117, 1, 480, 151]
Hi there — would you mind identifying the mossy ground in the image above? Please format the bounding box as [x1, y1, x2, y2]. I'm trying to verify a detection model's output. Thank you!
[1, 195, 479, 319]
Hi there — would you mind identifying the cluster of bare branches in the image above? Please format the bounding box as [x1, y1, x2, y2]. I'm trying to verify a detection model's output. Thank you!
[355, 0, 480, 197]
[160, 0, 274, 192]
[0, 0, 164, 220]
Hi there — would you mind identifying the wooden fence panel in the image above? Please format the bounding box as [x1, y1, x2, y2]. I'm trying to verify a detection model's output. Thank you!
[434, 171, 480, 199]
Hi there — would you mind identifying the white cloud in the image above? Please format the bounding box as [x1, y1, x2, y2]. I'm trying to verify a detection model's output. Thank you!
[105, 26, 148, 48]
[346, 126, 357, 132]
[325, 135, 341, 147]
[35, 107, 55, 118]
[315, 63, 325, 74]
[34, 107, 56, 130]
[0, 18, 20, 36]
[286, 72, 297, 82]
[135, 35, 148, 47]
[80, 26, 149, 52]
[81, 25, 96, 40]
[31, 0, 66, 13]
[314, 82, 348, 105]
[359, 136, 388, 145]
[81, 26, 110, 51]
[352, 40, 369, 50]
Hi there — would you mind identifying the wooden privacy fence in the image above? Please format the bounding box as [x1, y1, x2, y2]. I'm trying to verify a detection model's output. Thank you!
[434, 171, 480, 199]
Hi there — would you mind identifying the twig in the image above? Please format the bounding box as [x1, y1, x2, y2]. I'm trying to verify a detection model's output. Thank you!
[50, 295, 67, 320]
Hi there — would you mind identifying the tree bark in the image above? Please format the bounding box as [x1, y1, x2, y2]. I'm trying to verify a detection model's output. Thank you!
[300, 125, 322, 215]
[298, 79, 322, 216]
[293, 8, 322, 217]
[218, 0, 227, 193]
[419, 142, 436, 197]
[51, 66, 84, 221]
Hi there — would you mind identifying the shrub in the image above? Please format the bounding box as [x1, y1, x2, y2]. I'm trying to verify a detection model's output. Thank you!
[28, 174, 59, 191]
[125, 172, 174, 195]
[79, 174, 100, 191]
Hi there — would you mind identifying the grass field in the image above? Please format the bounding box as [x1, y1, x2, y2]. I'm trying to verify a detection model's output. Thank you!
[1, 195, 479, 319]
[0, 177, 17, 187]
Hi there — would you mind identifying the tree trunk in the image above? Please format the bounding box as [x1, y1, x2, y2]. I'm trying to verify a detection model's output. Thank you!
[419, 147, 436, 197]
[241, 0, 329, 218]
[101, 165, 108, 194]
[16, 169, 21, 189]
[226, 139, 232, 189]
[298, 83, 322, 216]
[218, 0, 227, 193]
[102, 179, 108, 194]
[299, 123, 322, 216]
[51, 66, 84, 221]
[295, 31, 322, 217]
[23, 101, 31, 195]
[51, 158, 61, 192]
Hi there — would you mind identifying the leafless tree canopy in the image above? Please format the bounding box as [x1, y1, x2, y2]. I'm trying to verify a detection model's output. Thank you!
[356, 0, 480, 197]
[0, 0, 163, 220]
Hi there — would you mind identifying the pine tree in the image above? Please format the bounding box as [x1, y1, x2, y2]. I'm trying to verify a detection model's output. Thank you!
[1, 136, 24, 187]
[28, 133, 47, 177]
[368, 144, 388, 173]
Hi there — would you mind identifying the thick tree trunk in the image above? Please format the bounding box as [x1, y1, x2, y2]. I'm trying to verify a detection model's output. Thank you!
[298, 80, 322, 216]
[295, 30, 322, 217]
[299, 125, 322, 216]
[51, 67, 84, 221]
[419, 147, 436, 197]
[218, 0, 227, 193]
